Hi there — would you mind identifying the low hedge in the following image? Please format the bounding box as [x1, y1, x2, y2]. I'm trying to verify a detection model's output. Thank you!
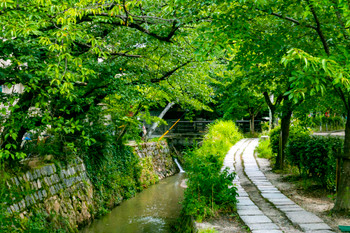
[269, 124, 342, 190]
[285, 135, 342, 190]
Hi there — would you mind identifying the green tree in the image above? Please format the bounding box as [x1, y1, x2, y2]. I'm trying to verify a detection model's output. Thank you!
[176, 0, 350, 211]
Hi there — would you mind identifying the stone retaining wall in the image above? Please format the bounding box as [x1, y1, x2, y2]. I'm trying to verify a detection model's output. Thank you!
[4, 141, 177, 230]
[5, 158, 93, 226]
[131, 141, 177, 179]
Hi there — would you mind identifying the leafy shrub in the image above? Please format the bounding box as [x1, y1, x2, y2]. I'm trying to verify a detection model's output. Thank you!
[182, 120, 242, 220]
[269, 126, 281, 154]
[269, 124, 310, 154]
[255, 138, 273, 160]
[285, 135, 342, 190]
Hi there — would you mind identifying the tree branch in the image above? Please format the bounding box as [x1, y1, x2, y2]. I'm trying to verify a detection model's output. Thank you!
[149, 60, 192, 83]
[110, 52, 142, 58]
[306, 0, 330, 55]
[266, 11, 317, 30]
[127, 20, 179, 42]
[263, 91, 274, 111]
[129, 60, 192, 85]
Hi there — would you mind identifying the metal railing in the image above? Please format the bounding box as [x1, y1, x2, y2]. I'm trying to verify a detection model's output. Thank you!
[169, 120, 213, 134]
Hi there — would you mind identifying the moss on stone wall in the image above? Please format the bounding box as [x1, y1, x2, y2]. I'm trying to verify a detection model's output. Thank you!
[0, 141, 177, 232]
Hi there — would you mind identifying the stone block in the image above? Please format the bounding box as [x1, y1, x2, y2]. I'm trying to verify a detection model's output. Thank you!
[44, 177, 51, 186]
[34, 192, 39, 200]
[26, 171, 33, 181]
[14, 177, 20, 186]
[30, 194, 36, 204]
[278, 205, 304, 212]
[18, 200, 24, 210]
[70, 167, 75, 175]
[240, 215, 272, 224]
[50, 186, 56, 195]
[40, 167, 46, 176]
[49, 175, 55, 184]
[299, 223, 332, 231]
[22, 174, 28, 182]
[48, 165, 54, 175]
[237, 204, 260, 210]
[32, 170, 37, 180]
[35, 169, 41, 178]
[55, 184, 61, 193]
[13, 203, 19, 212]
[37, 179, 42, 189]
[285, 211, 324, 224]
[53, 174, 60, 183]
[25, 195, 32, 206]
[38, 190, 43, 200]
[270, 198, 295, 205]
[261, 193, 286, 199]
[238, 209, 264, 216]
[252, 230, 282, 233]
[237, 198, 256, 206]
[42, 189, 47, 198]
[59, 170, 65, 179]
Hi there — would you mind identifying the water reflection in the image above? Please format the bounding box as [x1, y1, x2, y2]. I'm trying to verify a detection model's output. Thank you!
[81, 173, 185, 233]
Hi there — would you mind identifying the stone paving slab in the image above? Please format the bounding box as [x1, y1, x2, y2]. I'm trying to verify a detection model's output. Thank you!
[261, 190, 281, 193]
[277, 205, 304, 212]
[252, 230, 283, 233]
[299, 223, 332, 231]
[248, 223, 280, 230]
[237, 199, 256, 206]
[237, 209, 264, 216]
[270, 198, 296, 205]
[305, 231, 334, 233]
[261, 193, 286, 199]
[237, 192, 249, 197]
[285, 211, 324, 224]
[240, 215, 272, 224]
[237, 204, 261, 210]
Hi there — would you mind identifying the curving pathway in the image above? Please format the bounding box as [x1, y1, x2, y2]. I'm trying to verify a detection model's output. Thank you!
[223, 138, 334, 233]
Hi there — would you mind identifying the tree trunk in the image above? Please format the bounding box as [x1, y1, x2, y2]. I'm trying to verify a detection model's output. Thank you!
[147, 102, 175, 138]
[270, 108, 276, 129]
[275, 101, 292, 170]
[334, 111, 350, 211]
[249, 114, 255, 134]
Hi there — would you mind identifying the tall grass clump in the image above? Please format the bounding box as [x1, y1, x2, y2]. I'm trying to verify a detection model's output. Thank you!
[182, 120, 243, 221]
[255, 138, 274, 160]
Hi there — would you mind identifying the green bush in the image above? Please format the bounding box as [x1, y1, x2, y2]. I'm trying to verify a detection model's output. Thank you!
[255, 139, 273, 160]
[182, 120, 242, 220]
[269, 126, 281, 154]
[285, 136, 342, 190]
[269, 124, 310, 154]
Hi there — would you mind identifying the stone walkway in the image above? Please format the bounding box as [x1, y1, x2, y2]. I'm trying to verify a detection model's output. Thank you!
[223, 138, 334, 233]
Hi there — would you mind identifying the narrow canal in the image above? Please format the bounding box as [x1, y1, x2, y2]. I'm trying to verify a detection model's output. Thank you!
[81, 173, 185, 233]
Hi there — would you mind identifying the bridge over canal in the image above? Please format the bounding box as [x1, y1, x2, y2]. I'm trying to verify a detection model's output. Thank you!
[150, 119, 266, 146]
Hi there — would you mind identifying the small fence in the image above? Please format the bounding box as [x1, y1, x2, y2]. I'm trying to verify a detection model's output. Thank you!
[151, 119, 267, 137]
[170, 120, 213, 134]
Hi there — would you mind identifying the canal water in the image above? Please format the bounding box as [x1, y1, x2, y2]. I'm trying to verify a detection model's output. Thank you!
[81, 173, 185, 233]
